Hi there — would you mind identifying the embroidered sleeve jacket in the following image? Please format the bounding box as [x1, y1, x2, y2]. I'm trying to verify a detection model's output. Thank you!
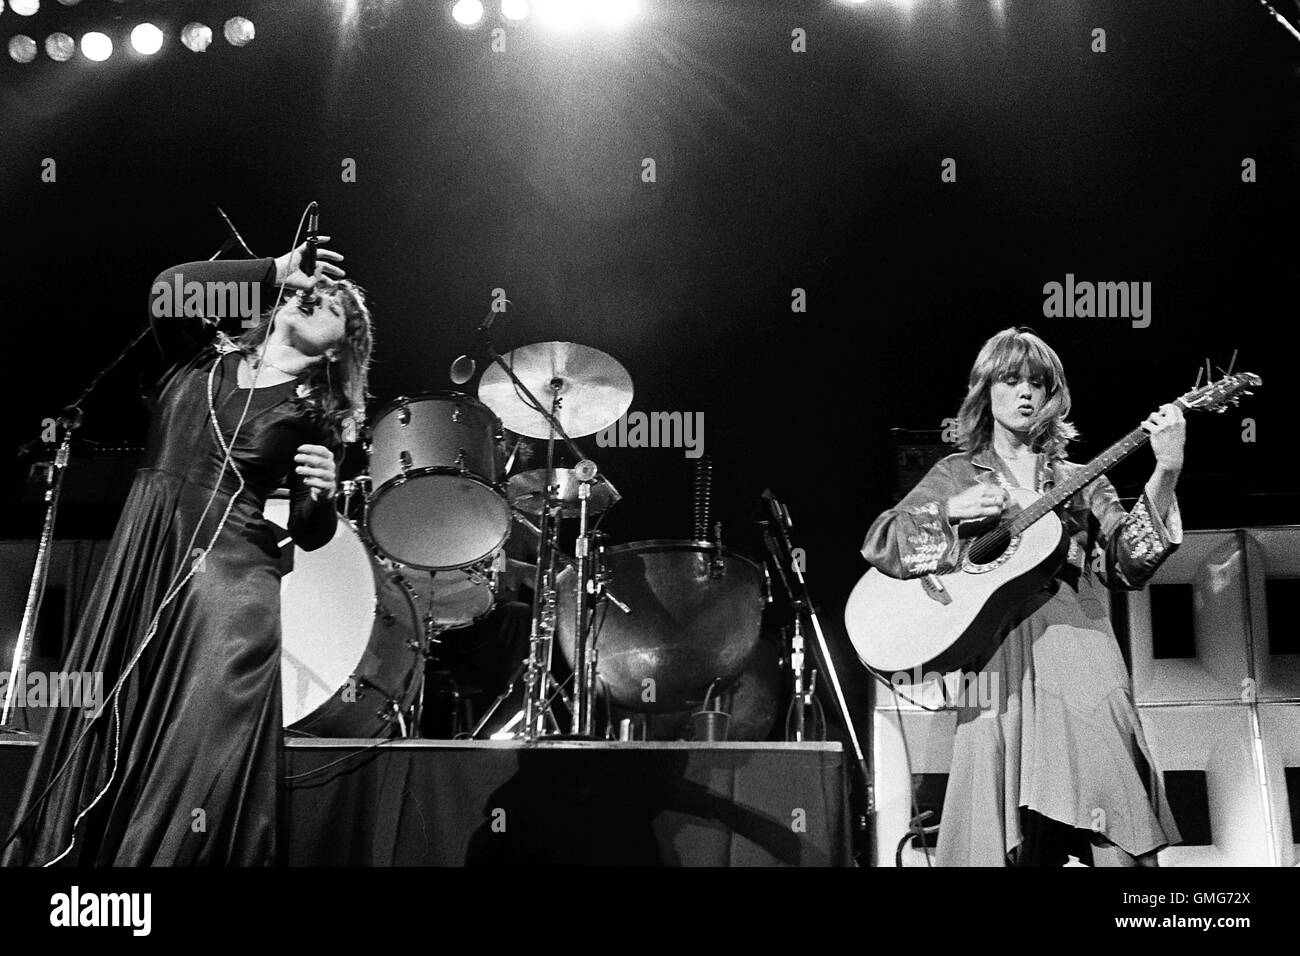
[860, 447, 1182, 591]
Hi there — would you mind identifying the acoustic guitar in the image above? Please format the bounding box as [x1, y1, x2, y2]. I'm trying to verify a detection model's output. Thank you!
[845, 372, 1260, 680]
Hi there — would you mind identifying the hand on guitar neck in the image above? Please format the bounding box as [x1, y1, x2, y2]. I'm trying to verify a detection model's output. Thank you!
[1141, 403, 1185, 522]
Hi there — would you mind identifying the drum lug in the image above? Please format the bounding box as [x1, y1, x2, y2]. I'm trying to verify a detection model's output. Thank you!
[351, 676, 369, 702]
[451, 406, 463, 424]
[456, 450, 468, 474]
[399, 450, 413, 475]
[397, 398, 411, 426]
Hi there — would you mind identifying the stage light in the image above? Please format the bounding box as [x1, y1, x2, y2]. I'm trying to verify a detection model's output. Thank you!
[45, 31, 74, 61]
[80, 31, 111, 61]
[452, 0, 484, 26]
[130, 22, 163, 55]
[10, 0, 37, 15]
[534, 0, 638, 31]
[534, 0, 583, 31]
[223, 16, 255, 47]
[9, 34, 37, 63]
[591, 0, 640, 28]
[501, 0, 529, 20]
[182, 22, 213, 53]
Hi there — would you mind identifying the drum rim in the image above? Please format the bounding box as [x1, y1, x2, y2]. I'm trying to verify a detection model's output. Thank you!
[371, 391, 501, 427]
[600, 538, 762, 573]
[368, 469, 506, 499]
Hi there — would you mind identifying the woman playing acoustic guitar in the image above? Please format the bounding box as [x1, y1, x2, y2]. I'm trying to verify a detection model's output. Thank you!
[861, 327, 1185, 866]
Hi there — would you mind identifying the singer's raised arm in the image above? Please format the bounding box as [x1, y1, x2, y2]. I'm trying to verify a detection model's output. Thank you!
[148, 257, 282, 369]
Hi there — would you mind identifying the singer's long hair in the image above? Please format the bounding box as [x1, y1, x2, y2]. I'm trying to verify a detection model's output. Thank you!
[954, 327, 1078, 461]
[235, 278, 374, 443]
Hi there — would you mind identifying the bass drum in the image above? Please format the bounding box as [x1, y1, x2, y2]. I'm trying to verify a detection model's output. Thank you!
[266, 498, 423, 737]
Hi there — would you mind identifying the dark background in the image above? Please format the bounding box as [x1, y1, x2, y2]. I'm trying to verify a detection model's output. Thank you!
[4, 0, 1298, 744]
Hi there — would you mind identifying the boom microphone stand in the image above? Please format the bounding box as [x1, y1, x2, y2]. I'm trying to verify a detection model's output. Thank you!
[3, 209, 253, 732]
[760, 490, 874, 817]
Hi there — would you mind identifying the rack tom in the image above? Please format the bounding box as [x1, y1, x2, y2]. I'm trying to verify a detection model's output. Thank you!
[366, 392, 510, 571]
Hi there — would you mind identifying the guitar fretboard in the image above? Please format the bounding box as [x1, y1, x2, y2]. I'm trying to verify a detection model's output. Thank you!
[1004, 425, 1152, 534]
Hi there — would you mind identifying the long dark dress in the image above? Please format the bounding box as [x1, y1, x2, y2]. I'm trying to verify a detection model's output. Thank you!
[861, 447, 1183, 865]
[2, 258, 337, 866]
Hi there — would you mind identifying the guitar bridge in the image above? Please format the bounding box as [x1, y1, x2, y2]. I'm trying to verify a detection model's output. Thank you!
[921, 573, 952, 605]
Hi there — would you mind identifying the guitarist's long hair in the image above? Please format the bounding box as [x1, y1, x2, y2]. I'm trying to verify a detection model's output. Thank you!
[955, 327, 1078, 460]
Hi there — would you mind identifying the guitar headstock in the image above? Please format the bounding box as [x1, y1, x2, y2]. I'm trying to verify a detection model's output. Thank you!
[1176, 371, 1262, 414]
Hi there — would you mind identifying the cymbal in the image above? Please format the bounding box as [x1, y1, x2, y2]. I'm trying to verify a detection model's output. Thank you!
[477, 341, 633, 440]
[508, 468, 621, 518]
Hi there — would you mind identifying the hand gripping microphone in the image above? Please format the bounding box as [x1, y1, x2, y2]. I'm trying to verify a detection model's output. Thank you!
[297, 202, 320, 313]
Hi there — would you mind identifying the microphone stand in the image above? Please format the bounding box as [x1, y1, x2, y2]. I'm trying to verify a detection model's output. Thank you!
[2, 211, 254, 733]
[760, 495, 875, 823]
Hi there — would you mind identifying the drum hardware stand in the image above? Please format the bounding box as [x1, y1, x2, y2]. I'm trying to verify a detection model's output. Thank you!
[759, 491, 874, 817]
[406, 591, 455, 739]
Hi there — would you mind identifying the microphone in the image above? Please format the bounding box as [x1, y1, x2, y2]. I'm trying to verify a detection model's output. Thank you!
[449, 353, 477, 386]
[297, 203, 320, 314]
[300, 202, 319, 277]
[760, 521, 794, 600]
[449, 308, 502, 385]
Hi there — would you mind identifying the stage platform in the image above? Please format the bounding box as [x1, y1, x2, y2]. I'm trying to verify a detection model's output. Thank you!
[1, 736, 851, 866]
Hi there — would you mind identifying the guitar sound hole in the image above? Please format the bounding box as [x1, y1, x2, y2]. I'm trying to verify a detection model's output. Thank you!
[967, 532, 1011, 567]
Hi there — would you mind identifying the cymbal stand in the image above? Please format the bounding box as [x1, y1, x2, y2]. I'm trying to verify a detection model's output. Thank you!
[473, 336, 594, 740]
[520, 386, 570, 740]
[761, 492, 874, 814]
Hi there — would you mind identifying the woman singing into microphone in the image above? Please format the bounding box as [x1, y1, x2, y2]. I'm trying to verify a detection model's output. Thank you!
[3, 234, 373, 866]
[861, 327, 1184, 866]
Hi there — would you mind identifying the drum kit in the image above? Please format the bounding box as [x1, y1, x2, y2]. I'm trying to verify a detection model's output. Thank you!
[276, 339, 769, 742]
